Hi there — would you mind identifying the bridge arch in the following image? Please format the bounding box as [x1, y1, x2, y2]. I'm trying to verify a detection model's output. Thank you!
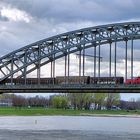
[0, 22, 140, 82]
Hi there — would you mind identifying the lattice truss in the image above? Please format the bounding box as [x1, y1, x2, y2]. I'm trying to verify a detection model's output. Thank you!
[0, 22, 140, 82]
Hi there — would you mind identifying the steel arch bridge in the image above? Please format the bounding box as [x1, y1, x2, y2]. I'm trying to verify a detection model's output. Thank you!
[1, 22, 140, 93]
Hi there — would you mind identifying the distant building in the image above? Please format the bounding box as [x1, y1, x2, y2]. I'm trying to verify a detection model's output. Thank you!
[90, 103, 107, 110]
[0, 99, 12, 107]
[90, 103, 95, 110]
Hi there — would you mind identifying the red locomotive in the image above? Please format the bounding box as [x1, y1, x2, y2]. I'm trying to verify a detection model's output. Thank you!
[125, 77, 140, 84]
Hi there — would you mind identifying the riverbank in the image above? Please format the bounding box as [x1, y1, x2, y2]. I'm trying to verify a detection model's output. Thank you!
[80, 113, 140, 118]
[0, 107, 140, 117]
[1, 130, 140, 140]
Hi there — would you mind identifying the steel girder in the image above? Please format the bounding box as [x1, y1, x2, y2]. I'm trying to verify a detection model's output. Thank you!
[0, 22, 140, 82]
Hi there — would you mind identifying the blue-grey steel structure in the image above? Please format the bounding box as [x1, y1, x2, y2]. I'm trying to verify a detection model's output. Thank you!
[0, 22, 140, 93]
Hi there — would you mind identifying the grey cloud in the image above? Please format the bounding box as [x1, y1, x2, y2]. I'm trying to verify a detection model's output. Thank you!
[0, 15, 9, 22]
[1, 0, 140, 23]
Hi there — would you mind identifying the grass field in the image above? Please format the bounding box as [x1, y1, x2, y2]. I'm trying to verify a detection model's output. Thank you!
[0, 107, 140, 116]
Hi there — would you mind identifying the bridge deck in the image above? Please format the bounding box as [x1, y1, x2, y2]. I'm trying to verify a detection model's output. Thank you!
[0, 84, 140, 93]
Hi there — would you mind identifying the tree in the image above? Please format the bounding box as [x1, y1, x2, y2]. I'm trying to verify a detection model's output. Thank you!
[67, 93, 78, 110]
[67, 93, 93, 110]
[61, 96, 68, 109]
[93, 93, 107, 110]
[52, 95, 68, 109]
[106, 93, 120, 109]
[83, 93, 93, 110]
[52, 96, 61, 108]
[12, 95, 28, 107]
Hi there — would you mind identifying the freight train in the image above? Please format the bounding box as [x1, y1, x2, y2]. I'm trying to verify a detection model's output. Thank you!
[0, 76, 124, 85]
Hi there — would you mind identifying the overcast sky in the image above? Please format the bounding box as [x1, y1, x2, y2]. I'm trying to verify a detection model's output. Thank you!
[1, 0, 140, 100]
[0, 0, 140, 54]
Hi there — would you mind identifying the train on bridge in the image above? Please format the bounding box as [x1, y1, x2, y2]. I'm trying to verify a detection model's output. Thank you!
[125, 77, 140, 84]
[0, 76, 124, 85]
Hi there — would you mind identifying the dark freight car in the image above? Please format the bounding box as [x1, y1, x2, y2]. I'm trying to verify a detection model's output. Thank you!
[90, 77, 124, 84]
[2, 78, 55, 85]
[55, 76, 88, 84]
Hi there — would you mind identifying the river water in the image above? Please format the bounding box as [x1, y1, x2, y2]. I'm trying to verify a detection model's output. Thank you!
[0, 116, 140, 140]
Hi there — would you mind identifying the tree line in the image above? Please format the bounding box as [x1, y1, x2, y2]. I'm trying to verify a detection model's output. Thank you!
[52, 93, 120, 110]
[0, 93, 140, 110]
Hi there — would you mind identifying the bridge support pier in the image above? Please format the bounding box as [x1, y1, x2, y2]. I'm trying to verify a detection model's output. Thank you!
[11, 59, 13, 85]
[125, 39, 128, 81]
[98, 42, 101, 78]
[114, 40, 117, 78]
[37, 65, 40, 85]
[131, 39, 133, 80]
[50, 60, 55, 85]
[53, 54, 55, 84]
[68, 49, 70, 81]
[83, 46, 85, 77]
[94, 46, 96, 78]
[79, 50, 81, 77]
[65, 54, 67, 83]
[24, 50, 27, 85]
[109, 42, 112, 77]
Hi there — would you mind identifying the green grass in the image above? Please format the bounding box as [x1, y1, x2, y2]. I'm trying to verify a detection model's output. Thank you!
[0, 107, 140, 116]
